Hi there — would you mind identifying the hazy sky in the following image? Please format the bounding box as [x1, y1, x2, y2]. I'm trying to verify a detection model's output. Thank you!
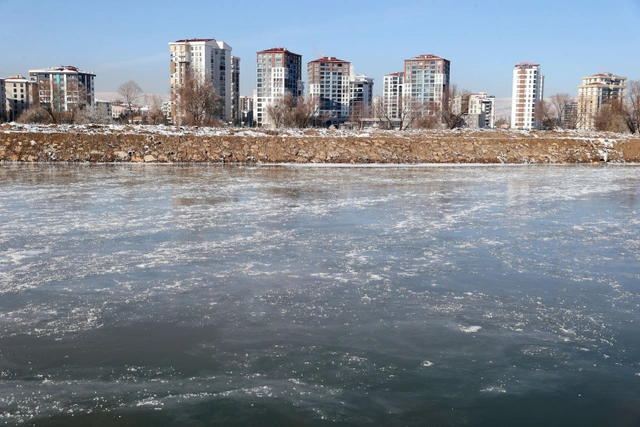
[2, 0, 639, 99]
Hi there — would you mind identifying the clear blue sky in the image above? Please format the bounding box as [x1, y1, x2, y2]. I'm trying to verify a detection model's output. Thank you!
[1, 0, 639, 99]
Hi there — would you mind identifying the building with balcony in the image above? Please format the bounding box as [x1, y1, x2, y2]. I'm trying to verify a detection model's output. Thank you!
[308, 57, 351, 124]
[230, 56, 241, 123]
[576, 72, 627, 130]
[402, 54, 450, 115]
[382, 72, 404, 119]
[169, 38, 234, 122]
[510, 62, 543, 130]
[28, 66, 95, 112]
[466, 92, 495, 129]
[348, 74, 374, 117]
[254, 47, 303, 127]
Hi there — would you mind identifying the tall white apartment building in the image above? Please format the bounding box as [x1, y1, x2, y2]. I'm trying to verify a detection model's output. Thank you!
[577, 72, 626, 130]
[5, 76, 38, 121]
[254, 47, 303, 127]
[29, 65, 95, 111]
[348, 74, 374, 114]
[402, 54, 450, 114]
[308, 57, 351, 122]
[169, 38, 234, 122]
[467, 92, 495, 129]
[510, 62, 543, 130]
[382, 72, 404, 118]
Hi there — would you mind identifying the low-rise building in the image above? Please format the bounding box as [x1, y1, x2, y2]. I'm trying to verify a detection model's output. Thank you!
[5, 76, 38, 121]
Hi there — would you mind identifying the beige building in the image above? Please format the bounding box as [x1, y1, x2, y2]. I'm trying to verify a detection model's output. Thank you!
[29, 66, 95, 112]
[577, 72, 627, 130]
[169, 38, 234, 122]
[254, 47, 303, 127]
[467, 92, 495, 129]
[5, 76, 38, 121]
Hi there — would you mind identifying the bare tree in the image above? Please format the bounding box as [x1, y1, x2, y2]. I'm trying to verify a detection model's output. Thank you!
[624, 80, 640, 133]
[534, 99, 555, 129]
[117, 80, 143, 124]
[37, 79, 86, 124]
[266, 93, 319, 128]
[547, 93, 574, 129]
[144, 94, 167, 125]
[348, 101, 370, 130]
[594, 99, 627, 132]
[175, 70, 223, 126]
[440, 85, 470, 129]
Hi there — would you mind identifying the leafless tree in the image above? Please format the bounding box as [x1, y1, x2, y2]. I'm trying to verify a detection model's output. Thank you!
[440, 84, 470, 129]
[594, 99, 627, 132]
[623, 80, 640, 133]
[534, 99, 555, 129]
[37, 79, 86, 124]
[547, 93, 574, 129]
[348, 101, 370, 130]
[117, 80, 143, 123]
[175, 70, 223, 126]
[266, 93, 319, 128]
[144, 94, 167, 125]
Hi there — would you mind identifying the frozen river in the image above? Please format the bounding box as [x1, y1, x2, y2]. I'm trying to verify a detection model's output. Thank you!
[1, 163, 639, 426]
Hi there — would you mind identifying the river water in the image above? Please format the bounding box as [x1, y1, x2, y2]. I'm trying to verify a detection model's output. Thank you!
[0, 163, 639, 426]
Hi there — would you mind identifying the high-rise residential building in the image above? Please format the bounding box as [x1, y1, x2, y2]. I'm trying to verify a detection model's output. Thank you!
[239, 95, 254, 126]
[348, 74, 374, 116]
[382, 72, 404, 118]
[510, 62, 543, 130]
[576, 72, 627, 130]
[29, 66, 95, 112]
[169, 38, 234, 122]
[255, 47, 303, 127]
[402, 54, 450, 114]
[563, 101, 578, 129]
[0, 78, 5, 121]
[230, 56, 241, 123]
[466, 92, 495, 129]
[308, 56, 351, 123]
[5, 76, 38, 121]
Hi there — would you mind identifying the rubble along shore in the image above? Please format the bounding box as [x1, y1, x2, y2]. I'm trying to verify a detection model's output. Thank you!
[2, 123, 640, 164]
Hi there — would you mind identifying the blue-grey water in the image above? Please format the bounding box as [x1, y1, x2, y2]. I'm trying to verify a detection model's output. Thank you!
[0, 163, 639, 426]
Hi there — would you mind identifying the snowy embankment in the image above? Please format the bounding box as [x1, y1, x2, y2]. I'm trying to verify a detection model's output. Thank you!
[1, 123, 639, 164]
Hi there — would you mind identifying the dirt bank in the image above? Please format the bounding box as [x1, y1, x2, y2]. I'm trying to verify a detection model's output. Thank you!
[2, 123, 640, 164]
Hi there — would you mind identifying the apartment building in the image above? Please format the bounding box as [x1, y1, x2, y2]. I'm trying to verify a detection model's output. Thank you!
[5, 76, 38, 121]
[239, 95, 254, 126]
[402, 54, 450, 114]
[576, 72, 627, 130]
[230, 56, 241, 123]
[466, 92, 495, 129]
[382, 72, 404, 118]
[510, 62, 543, 130]
[0, 78, 5, 121]
[28, 66, 95, 112]
[169, 38, 234, 122]
[348, 74, 374, 116]
[254, 47, 303, 127]
[308, 56, 351, 123]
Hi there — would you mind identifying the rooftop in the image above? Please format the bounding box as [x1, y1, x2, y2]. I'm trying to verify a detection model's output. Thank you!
[173, 38, 215, 43]
[258, 47, 301, 56]
[309, 56, 349, 64]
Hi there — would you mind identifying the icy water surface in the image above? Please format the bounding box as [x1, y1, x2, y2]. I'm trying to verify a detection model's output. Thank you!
[1, 163, 639, 426]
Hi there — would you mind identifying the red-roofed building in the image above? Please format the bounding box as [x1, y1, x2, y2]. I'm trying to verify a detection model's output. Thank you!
[254, 47, 303, 127]
[402, 54, 450, 117]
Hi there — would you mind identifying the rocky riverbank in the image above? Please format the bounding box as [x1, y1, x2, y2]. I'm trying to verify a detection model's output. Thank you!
[2, 123, 640, 164]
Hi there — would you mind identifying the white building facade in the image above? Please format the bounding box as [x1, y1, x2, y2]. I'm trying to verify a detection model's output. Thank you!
[382, 72, 404, 119]
[348, 74, 374, 116]
[254, 47, 303, 127]
[510, 62, 543, 130]
[467, 92, 495, 128]
[169, 38, 234, 122]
